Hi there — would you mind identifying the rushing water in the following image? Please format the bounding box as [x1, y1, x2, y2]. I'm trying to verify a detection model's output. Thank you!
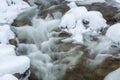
[10, 0, 120, 80]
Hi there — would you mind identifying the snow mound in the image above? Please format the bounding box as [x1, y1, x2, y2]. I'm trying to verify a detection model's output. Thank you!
[0, 0, 30, 24]
[59, 2, 107, 44]
[0, 56, 30, 76]
[83, 11, 107, 32]
[106, 23, 120, 43]
[0, 44, 15, 56]
[0, 25, 15, 44]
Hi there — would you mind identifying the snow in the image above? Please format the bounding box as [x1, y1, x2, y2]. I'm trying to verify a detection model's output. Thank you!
[0, 44, 16, 56]
[0, 0, 120, 80]
[59, 13, 76, 30]
[115, 0, 120, 3]
[66, 6, 88, 20]
[0, 0, 30, 78]
[59, 2, 107, 44]
[0, 74, 18, 80]
[104, 68, 120, 80]
[0, 56, 30, 76]
[0, 0, 30, 24]
[0, 25, 15, 44]
[106, 23, 120, 43]
[59, 2, 87, 30]
[83, 11, 107, 32]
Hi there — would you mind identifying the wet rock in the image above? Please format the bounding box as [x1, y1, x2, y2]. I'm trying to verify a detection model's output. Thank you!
[9, 39, 17, 46]
[59, 43, 75, 52]
[114, 12, 120, 23]
[58, 31, 72, 37]
[14, 69, 30, 80]
[63, 55, 120, 80]
[12, 6, 38, 27]
[39, 3, 69, 18]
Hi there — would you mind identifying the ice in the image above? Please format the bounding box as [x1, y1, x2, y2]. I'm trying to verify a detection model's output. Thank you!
[104, 68, 120, 80]
[0, 56, 30, 76]
[0, 74, 18, 80]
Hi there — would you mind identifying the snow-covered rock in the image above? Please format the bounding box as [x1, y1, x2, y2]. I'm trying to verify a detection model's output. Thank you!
[0, 0, 30, 24]
[59, 13, 76, 30]
[0, 74, 18, 80]
[104, 68, 120, 80]
[59, 2, 88, 30]
[0, 44, 15, 56]
[83, 11, 107, 33]
[66, 2, 88, 20]
[0, 56, 30, 76]
[0, 25, 15, 44]
[106, 23, 120, 43]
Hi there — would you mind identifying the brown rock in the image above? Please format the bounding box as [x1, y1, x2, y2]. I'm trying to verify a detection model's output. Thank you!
[59, 43, 75, 52]
[9, 39, 17, 46]
[63, 54, 120, 80]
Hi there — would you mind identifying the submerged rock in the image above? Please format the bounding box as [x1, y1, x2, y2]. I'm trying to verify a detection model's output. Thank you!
[63, 55, 120, 80]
